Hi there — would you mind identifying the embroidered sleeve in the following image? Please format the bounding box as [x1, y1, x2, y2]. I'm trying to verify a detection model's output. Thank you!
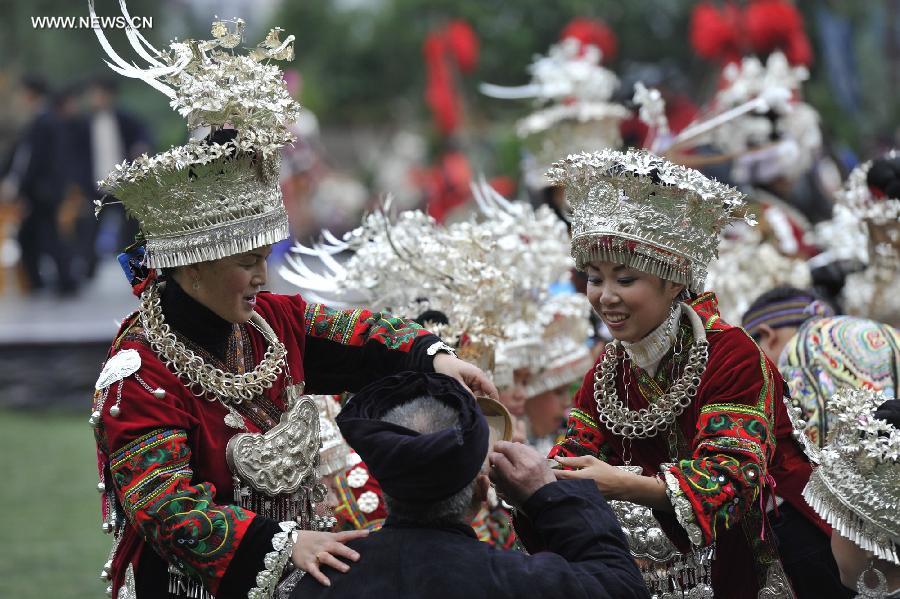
[301, 303, 441, 393]
[549, 374, 618, 464]
[304, 303, 430, 351]
[663, 339, 776, 546]
[110, 427, 254, 595]
[551, 408, 612, 461]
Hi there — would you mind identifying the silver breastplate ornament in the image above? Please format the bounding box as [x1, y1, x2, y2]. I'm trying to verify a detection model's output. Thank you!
[165, 384, 333, 599]
[611, 466, 715, 599]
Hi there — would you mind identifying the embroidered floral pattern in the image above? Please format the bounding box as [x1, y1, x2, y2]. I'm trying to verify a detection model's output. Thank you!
[665, 357, 775, 546]
[109, 428, 253, 594]
[551, 408, 615, 462]
[305, 304, 428, 350]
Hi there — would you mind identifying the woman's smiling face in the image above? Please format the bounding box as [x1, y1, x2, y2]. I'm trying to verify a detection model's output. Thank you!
[585, 261, 684, 343]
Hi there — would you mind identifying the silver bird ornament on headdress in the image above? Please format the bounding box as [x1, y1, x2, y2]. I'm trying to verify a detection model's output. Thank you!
[90, 0, 300, 268]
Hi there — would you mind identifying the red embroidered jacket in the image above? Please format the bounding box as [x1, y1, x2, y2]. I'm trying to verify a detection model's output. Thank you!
[93, 292, 438, 598]
[545, 293, 827, 598]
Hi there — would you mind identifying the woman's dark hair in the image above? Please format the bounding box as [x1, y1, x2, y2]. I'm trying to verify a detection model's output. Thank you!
[867, 155, 900, 200]
[415, 309, 449, 327]
[205, 127, 238, 147]
[873, 399, 900, 430]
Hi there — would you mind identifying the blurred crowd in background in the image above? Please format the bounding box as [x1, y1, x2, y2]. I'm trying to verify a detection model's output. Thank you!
[0, 0, 897, 301]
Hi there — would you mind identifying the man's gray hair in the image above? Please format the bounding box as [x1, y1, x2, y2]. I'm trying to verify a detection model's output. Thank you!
[380, 396, 477, 526]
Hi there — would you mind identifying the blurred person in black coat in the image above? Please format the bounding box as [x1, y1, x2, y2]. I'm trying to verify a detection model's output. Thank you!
[1, 75, 76, 294]
[288, 372, 649, 599]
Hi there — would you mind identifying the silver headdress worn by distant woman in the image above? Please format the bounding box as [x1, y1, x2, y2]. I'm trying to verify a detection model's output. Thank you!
[468, 180, 576, 385]
[91, 0, 299, 268]
[481, 38, 630, 189]
[550, 148, 749, 293]
[281, 198, 516, 377]
[281, 181, 575, 388]
[522, 293, 593, 399]
[815, 150, 900, 326]
[702, 52, 821, 185]
[792, 388, 900, 567]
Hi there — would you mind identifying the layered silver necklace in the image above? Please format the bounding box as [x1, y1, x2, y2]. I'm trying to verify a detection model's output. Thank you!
[139, 283, 288, 404]
[594, 302, 709, 439]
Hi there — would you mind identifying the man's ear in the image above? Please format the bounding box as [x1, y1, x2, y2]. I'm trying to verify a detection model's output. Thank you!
[474, 473, 490, 504]
[757, 323, 776, 345]
[756, 323, 779, 355]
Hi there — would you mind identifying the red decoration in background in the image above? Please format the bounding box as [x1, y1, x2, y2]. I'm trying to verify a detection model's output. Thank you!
[560, 18, 618, 63]
[689, 0, 812, 67]
[411, 151, 516, 224]
[446, 19, 479, 74]
[690, 2, 742, 65]
[745, 0, 812, 67]
[423, 20, 479, 135]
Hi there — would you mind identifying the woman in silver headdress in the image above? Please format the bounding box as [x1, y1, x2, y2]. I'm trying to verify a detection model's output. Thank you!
[87, 7, 496, 599]
[513, 149, 847, 598]
[792, 389, 900, 597]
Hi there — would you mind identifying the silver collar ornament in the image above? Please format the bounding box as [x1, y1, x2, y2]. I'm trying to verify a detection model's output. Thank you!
[594, 303, 709, 440]
[139, 283, 287, 404]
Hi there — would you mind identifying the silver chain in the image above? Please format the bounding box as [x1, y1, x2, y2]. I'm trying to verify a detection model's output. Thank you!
[594, 303, 709, 439]
[139, 283, 288, 404]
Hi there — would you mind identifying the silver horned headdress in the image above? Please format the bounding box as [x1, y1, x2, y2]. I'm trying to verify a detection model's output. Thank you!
[550, 149, 749, 292]
[797, 388, 900, 565]
[481, 37, 630, 189]
[91, 0, 300, 267]
[281, 181, 576, 385]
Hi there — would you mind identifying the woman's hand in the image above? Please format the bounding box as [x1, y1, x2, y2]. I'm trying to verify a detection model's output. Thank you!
[433, 353, 500, 401]
[553, 455, 671, 509]
[553, 455, 634, 501]
[291, 529, 369, 586]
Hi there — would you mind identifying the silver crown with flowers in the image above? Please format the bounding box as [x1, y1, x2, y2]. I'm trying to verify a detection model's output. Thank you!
[91, 0, 300, 268]
[549, 149, 749, 292]
[706, 51, 822, 183]
[791, 388, 900, 565]
[481, 37, 630, 189]
[280, 199, 515, 375]
[471, 180, 575, 382]
[523, 293, 594, 399]
[281, 182, 575, 386]
[816, 151, 900, 325]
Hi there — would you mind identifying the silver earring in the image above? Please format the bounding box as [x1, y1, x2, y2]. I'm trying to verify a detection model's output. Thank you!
[663, 301, 678, 338]
[192, 280, 200, 291]
[856, 559, 889, 598]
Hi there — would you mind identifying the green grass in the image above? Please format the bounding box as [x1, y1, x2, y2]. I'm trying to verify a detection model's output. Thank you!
[0, 409, 111, 598]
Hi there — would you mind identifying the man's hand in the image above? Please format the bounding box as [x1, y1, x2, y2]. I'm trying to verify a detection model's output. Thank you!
[433, 353, 500, 401]
[488, 441, 556, 510]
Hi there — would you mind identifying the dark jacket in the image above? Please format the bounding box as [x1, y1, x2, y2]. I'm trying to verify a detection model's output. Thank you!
[290, 479, 649, 599]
